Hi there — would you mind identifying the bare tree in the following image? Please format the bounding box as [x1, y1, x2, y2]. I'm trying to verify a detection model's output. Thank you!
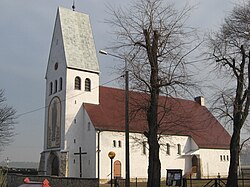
[107, 0, 199, 186]
[0, 89, 16, 150]
[205, 1, 250, 186]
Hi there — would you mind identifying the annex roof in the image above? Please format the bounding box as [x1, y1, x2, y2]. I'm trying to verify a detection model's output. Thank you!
[84, 86, 231, 149]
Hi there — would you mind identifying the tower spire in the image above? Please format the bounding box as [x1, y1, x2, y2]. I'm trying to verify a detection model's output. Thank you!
[72, 0, 75, 11]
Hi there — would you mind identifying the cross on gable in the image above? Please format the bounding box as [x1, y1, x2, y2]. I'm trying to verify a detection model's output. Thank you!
[74, 147, 87, 178]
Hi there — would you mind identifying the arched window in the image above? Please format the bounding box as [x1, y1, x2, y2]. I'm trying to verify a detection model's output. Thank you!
[177, 144, 181, 155]
[85, 78, 91, 91]
[166, 143, 170, 155]
[75, 76, 81, 90]
[59, 77, 63, 91]
[49, 82, 53, 95]
[54, 80, 58, 93]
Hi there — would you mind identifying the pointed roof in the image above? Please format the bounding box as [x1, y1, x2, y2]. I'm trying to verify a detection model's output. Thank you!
[47, 7, 99, 74]
[84, 86, 231, 149]
[59, 7, 99, 72]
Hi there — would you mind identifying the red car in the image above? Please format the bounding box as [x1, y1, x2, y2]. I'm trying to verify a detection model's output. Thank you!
[18, 178, 50, 187]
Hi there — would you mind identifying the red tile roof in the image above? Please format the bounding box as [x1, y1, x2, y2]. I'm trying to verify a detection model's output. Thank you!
[84, 86, 231, 149]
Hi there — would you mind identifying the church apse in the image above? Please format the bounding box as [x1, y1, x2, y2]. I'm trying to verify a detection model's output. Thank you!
[47, 96, 61, 149]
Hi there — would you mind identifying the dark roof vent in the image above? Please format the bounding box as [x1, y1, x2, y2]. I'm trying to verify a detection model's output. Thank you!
[194, 96, 205, 106]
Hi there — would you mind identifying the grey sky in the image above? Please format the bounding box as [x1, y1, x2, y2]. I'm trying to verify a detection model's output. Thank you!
[0, 0, 235, 162]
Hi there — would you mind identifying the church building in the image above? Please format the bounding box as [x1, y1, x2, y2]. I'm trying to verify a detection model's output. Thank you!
[39, 7, 231, 181]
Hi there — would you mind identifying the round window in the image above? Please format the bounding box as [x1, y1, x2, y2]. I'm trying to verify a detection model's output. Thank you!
[54, 62, 58, 70]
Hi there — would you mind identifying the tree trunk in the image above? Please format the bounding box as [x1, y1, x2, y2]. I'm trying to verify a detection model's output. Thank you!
[144, 29, 161, 187]
[226, 47, 246, 187]
[147, 91, 161, 187]
[146, 72, 161, 187]
[226, 128, 240, 187]
[147, 129, 161, 187]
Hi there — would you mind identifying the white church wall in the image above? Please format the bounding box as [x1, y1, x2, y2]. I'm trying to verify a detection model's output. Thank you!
[64, 105, 97, 178]
[199, 148, 230, 178]
[65, 105, 85, 177]
[159, 135, 191, 178]
[129, 133, 148, 179]
[97, 131, 196, 180]
[97, 131, 125, 180]
[81, 109, 97, 178]
[65, 69, 99, 123]
[64, 68, 99, 177]
[67, 126, 231, 180]
[64, 69, 98, 144]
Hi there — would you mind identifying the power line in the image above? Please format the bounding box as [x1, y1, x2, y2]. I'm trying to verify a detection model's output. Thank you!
[17, 76, 122, 118]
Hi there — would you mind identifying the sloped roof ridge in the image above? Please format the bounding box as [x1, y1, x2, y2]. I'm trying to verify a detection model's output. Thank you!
[99, 85, 198, 104]
[85, 86, 231, 149]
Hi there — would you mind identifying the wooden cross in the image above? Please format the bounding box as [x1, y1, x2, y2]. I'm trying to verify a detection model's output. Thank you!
[74, 147, 87, 178]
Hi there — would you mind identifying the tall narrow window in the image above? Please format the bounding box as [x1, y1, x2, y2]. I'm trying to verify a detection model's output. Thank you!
[166, 143, 170, 155]
[85, 78, 91, 91]
[177, 144, 181, 155]
[49, 82, 53, 95]
[142, 141, 147, 155]
[75, 76, 81, 90]
[88, 122, 91, 131]
[59, 77, 63, 91]
[54, 80, 58, 93]
[118, 140, 122, 148]
[54, 62, 58, 70]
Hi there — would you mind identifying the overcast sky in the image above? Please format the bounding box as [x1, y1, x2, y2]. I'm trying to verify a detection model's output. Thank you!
[0, 0, 236, 163]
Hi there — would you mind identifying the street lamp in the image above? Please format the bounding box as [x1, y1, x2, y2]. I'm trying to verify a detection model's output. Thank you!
[108, 151, 116, 187]
[99, 50, 130, 187]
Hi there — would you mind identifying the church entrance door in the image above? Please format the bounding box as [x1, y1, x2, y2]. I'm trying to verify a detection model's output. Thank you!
[192, 155, 198, 172]
[191, 155, 201, 178]
[47, 152, 59, 176]
[114, 160, 121, 178]
[51, 156, 59, 176]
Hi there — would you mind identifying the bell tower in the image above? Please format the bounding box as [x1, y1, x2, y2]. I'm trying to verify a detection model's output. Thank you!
[39, 7, 100, 176]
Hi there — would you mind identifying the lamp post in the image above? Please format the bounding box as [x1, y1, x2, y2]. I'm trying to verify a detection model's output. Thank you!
[99, 50, 130, 187]
[108, 151, 116, 187]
